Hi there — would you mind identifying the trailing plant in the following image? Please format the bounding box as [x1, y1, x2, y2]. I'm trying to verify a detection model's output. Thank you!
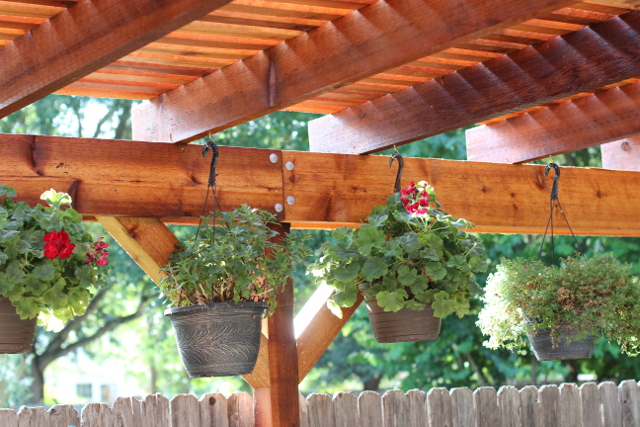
[160, 205, 310, 314]
[309, 181, 487, 317]
[477, 252, 640, 355]
[0, 184, 109, 329]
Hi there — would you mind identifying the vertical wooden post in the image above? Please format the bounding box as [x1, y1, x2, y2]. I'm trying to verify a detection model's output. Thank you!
[254, 223, 300, 427]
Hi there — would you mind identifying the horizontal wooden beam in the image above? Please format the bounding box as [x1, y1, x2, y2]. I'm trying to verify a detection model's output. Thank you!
[466, 82, 640, 163]
[5, 134, 640, 236]
[308, 11, 640, 154]
[280, 151, 640, 236]
[0, 133, 284, 219]
[132, 0, 576, 143]
[602, 137, 640, 171]
[0, 0, 233, 118]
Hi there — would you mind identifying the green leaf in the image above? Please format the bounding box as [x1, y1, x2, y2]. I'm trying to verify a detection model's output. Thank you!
[405, 299, 426, 311]
[410, 274, 429, 296]
[32, 264, 56, 281]
[432, 291, 457, 317]
[335, 262, 360, 283]
[355, 225, 386, 256]
[13, 298, 39, 320]
[424, 262, 447, 281]
[362, 257, 388, 281]
[333, 290, 358, 308]
[326, 299, 344, 318]
[376, 289, 408, 312]
[397, 265, 418, 287]
[5, 261, 26, 284]
[418, 232, 444, 257]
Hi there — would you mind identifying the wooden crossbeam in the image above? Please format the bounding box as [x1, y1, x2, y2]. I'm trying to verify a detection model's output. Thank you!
[5, 134, 640, 236]
[466, 82, 640, 163]
[0, 0, 234, 118]
[131, 0, 576, 143]
[602, 137, 640, 171]
[308, 11, 640, 154]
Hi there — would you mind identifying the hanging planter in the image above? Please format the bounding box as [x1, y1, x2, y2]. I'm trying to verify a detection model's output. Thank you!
[159, 141, 309, 377]
[477, 164, 640, 360]
[0, 296, 36, 354]
[310, 154, 487, 343]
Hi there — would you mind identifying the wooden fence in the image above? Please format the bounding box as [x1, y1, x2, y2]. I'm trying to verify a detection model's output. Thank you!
[2, 380, 640, 426]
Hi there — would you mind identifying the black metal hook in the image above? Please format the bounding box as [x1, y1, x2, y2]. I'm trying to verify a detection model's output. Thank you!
[202, 138, 219, 187]
[389, 153, 404, 193]
[545, 162, 560, 201]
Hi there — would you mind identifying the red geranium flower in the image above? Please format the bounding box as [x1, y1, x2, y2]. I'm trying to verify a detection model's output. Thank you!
[43, 230, 75, 260]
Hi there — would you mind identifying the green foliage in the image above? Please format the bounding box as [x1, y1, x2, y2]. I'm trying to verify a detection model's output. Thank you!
[310, 182, 487, 317]
[478, 253, 640, 355]
[160, 205, 310, 313]
[0, 184, 109, 329]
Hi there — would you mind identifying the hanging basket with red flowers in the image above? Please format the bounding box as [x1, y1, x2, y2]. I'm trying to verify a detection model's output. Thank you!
[0, 184, 109, 351]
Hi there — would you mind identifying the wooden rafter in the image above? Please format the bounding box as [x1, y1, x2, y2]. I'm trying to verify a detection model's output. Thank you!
[466, 81, 640, 163]
[602, 137, 640, 170]
[5, 134, 640, 236]
[131, 0, 577, 143]
[0, 0, 235, 118]
[307, 10, 640, 154]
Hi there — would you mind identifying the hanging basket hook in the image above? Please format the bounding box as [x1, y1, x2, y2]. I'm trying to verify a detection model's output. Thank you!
[545, 162, 560, 202]
[389, 153, 404, 193]
[202, 137, 219, 186]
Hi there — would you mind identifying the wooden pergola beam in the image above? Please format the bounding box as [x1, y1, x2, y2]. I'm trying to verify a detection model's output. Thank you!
[466, 82, 640, 163]
[5, 133, 640, 236]
[308, 11, 640, 154]
[602, 137, 640, 171]
[0, 0, 234, 118]
[131, 0, 576, 143]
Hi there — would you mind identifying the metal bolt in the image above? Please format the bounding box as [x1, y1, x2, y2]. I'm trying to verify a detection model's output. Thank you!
[622, 141, 631, 151]
[274, 203, 284, 213]
[285, 161, 295, 171]
[286, 196, 295, 205]
[269, 153, 279, 163]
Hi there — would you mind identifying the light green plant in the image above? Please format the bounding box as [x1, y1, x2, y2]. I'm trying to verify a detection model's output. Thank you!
[309, 181, 487, 318]
[477, 252, 640, 355]
[160, 205, 309, 314]
[0, 184, 109, 329]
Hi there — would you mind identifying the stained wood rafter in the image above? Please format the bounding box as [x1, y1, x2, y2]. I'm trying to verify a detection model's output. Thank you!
[0, 0, 237, 118]
[308, 9, 640, 154]
[131, 0, 579, 143]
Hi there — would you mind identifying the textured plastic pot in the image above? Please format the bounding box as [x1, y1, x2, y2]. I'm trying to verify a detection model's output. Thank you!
[527, 325, 596, 361]
[0, 296, 37, 354]
[365, 297, 441, 343]
[165, 301, 268, 377]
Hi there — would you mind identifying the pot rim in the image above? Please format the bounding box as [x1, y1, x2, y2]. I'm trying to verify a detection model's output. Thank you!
[164, 300, 269, 316]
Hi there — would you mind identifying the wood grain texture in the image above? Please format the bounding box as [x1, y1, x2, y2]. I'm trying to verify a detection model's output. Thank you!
[48, 404, 80, 427]
[306, 394, 334, 427]
[559, 383, 583, 427]
[467, 81, 640, 163]
[539, 385, 560, 427]
[309, 11, 640, 154]
[0, 409, 17, 427]
[228, 393, 254, 427]
[171, 394, 200, 427]
[602, 137, 640, 171]
[253, 388, 272, 427]
[474, 387, 500, 427]
[282, 151, 640, 236]
[296, 293, 363, 381]
[141, 394, 171, 427]
[520, 386, 540, 427]
[600, 381, 623, 427]
[333, 392, 359, 427]
[267, 223, 300, 427]
[427, 388, 452, 427]
[200, 393, 229, 427]
[17, 406, 48, 426]
[299, 393, 309, 427]
[113, 397, 143, 427]
[498, 386, 520, 427]
[383, 390, 408, 427]
[0, 0, 233, 118]
[618, 380, 639, 427]
[132, 0, 576, 143]
[81, 403, 113, 426]
[580, 383, 603, 427]
[406, 390, 427, 427]
[451, 387, 475, 427]
[358, 391, 383, 427]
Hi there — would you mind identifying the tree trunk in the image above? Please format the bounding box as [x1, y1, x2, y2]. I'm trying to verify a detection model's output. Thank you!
[28, 355, 45, 405]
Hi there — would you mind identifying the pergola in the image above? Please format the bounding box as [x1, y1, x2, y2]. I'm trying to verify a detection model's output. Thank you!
[3, 0, 640, 425]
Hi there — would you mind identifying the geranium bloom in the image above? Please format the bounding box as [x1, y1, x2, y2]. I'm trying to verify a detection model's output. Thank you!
[85, 237, 109, 266]
[43, 230, 76, 260]
[399, 181, 434, 217]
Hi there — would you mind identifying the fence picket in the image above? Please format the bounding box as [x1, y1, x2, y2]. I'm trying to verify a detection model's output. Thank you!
[142, 394, 170, 427]
[81, 403, 112, 427]
[200, 393, 228, 427]
[600, 381, 622, 427]
[498, 386, 520, 427]
[382, 390, 408, 427]
[619, 380, 640, 427]
[580, 383, 603, 427]
[333, 392, 358, 427]
[18, 406, 48, 427]
[227, 392, 253, 427]
[113, 397, 143, 427]
[451, 387, 474, 427]
[406, 389, 426, 427]
[539, 385, 560, 427]
[299, 393, 309, 427]
[519, 386, 540, 427]
[48, 404, 80, 427]
[358, 391, 382, 427]
[0, 409, 18, 427]
[474, 387, 500, 427]
[559, 383, 583, 427]
[307, 394, 334, 427]
[171, 394, 200, 427]
[428, 388, 452, 427]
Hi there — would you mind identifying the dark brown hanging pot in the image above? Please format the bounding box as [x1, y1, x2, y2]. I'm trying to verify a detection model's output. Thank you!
[165, 301, 268, 377]
[527, 324, 596, 361]
[0, 296, 37, 354]
[365, 297, 441, 343]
